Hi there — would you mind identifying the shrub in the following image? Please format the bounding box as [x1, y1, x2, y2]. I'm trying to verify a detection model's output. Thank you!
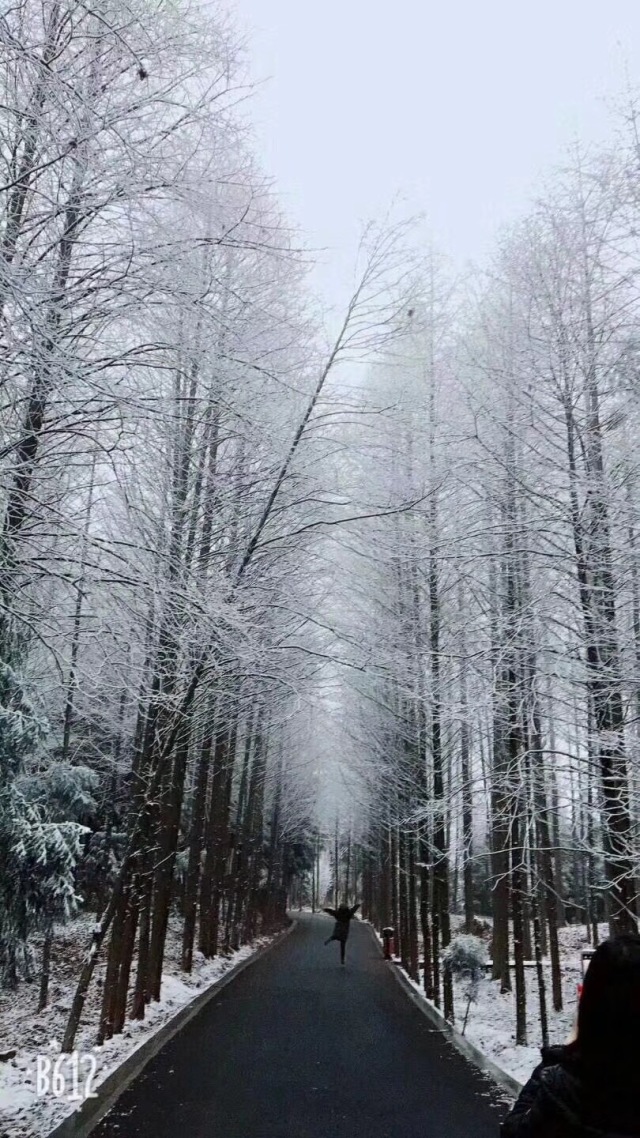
[443, 934, 488, 1034]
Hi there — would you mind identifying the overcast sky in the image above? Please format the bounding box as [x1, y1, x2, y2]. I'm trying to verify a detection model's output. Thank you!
[228, 0, 640, 304]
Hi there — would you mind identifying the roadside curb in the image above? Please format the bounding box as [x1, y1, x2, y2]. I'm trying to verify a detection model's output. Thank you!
[44, 920, 296, 1138]
[367, 925, 523, 1100]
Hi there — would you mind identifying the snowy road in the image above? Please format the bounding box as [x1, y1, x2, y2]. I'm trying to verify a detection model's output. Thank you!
[92, 914, 507, 1137]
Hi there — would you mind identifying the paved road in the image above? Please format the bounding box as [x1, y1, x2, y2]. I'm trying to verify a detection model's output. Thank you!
[93, 914, 508, 1138]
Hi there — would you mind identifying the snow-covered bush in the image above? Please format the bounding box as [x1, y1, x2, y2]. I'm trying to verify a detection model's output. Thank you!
[443, 934, 488, 1033]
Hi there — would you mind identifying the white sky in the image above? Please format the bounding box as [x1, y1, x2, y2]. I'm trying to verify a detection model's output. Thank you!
[228, 0, 640, 305]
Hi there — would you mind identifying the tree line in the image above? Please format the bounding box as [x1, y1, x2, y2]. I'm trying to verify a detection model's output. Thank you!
[0, 0, 410, 1048]
[320, 133, 640, 1044]
[4, 0, 640, 1061]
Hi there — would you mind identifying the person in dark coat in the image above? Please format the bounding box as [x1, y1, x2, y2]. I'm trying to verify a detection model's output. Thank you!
[500, 933, 640, 1138]
[323, 903, 360, 965]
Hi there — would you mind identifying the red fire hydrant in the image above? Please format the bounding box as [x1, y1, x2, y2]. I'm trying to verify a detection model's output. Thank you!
[382, 927, 395, 960]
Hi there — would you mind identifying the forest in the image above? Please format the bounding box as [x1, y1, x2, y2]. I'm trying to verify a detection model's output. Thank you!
[1, 0, 640, 1064]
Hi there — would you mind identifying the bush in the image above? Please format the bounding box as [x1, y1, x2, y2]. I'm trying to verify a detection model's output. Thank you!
[443, 934, 488, 1034]
[0, 661, 85, 985]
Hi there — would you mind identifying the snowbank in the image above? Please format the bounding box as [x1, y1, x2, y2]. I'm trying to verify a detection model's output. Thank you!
[0, 916, 278, 1138]
[374, 917, 604, 1089]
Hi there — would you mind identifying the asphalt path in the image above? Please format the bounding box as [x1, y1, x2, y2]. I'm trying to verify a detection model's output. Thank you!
[93, 913, 508, 1138]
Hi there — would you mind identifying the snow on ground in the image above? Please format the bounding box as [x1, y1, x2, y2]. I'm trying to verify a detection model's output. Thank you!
[454, 920, 606, 1085]
[1, 909, 605, 1135]
[379, 917, 606, 1088]
[0, 915, 276, 1138]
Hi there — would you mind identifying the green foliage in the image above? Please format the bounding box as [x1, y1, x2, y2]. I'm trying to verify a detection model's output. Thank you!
[0, 783, 86, 983]
[0, 661, 86, 984]
[18, 762, 100, 822]
[0, 660, 48, 781]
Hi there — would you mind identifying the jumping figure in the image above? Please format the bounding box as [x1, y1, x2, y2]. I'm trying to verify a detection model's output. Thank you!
[323, 902, 360, 965]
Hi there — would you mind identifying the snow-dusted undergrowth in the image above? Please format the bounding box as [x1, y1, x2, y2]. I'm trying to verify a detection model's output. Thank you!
[377, 918, 602, 1088]
[0, 916, 275, 1138]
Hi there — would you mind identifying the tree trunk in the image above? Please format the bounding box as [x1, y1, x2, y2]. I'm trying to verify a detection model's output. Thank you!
[38, 923, 53, 1013]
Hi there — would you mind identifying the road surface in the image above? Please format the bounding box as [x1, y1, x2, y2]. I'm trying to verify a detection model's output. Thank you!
[93, 913, 508, 1137]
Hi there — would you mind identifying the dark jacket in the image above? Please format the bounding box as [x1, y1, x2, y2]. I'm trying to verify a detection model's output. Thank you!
[323, 904, 359, 941]
[501, 1044, 640, 1138]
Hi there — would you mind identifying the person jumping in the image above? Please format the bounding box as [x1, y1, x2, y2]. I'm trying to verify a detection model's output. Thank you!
[323, 903, 360, 965]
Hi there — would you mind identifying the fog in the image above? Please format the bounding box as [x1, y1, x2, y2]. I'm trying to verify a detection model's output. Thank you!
[229, 0, 640, 300]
